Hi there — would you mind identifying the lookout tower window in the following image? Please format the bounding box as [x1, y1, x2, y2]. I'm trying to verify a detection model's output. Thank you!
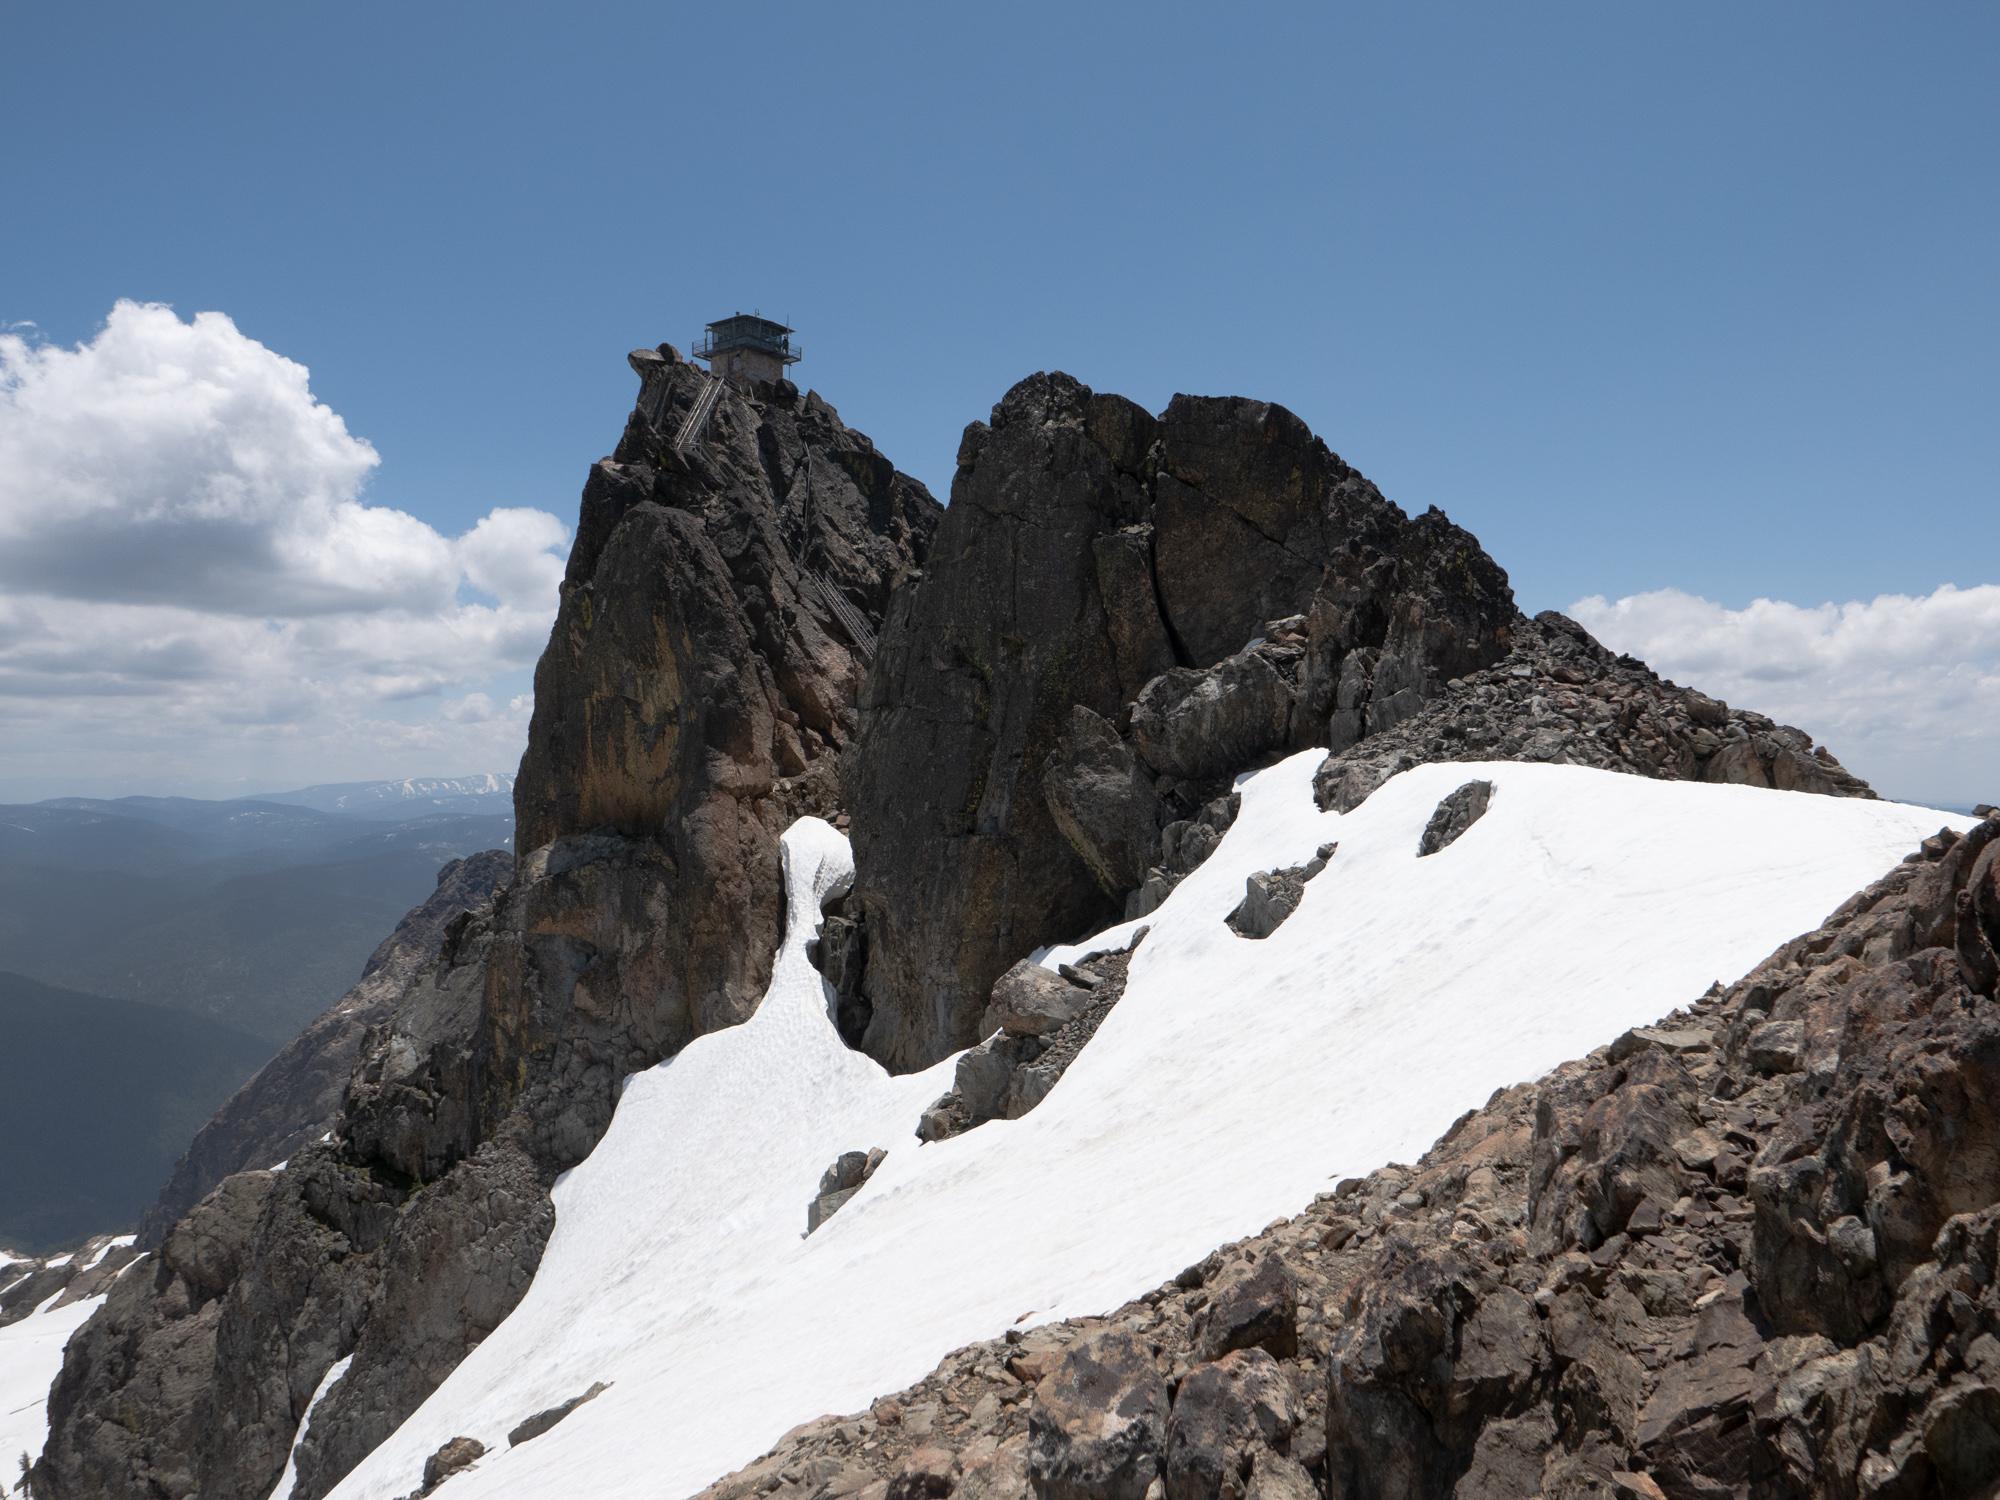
[694, 313, 801, 387]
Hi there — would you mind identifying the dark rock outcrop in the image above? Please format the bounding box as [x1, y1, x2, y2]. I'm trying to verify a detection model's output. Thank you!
[1027, 1331, 1168, 1500]
[1315, 612, 1873, 814]
[1129, 625, 1306, 785]
[1226, 844, 1336, 940]
[917, 937, 1144, 1145]
[1416, 780, 1493, 858]
[138, 851, 512, 1248]
[1042, 707, 1161, 901]
[845, 375, 1518, 1072]
[35, 350, 937, 1500]
[843, 376, 1163, 1072]
[807, 1148, 887, 1234]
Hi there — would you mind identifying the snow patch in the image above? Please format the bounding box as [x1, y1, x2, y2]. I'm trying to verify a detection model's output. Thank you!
[326, 760, 1965, 1500]
[0, 1289, 105, 1482]
[267, 1355, 355, 1500]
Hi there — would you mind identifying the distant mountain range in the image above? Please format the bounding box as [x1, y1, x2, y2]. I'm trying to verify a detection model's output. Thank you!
[245, 772, 516, 819]
[0, 778, 513, 1042]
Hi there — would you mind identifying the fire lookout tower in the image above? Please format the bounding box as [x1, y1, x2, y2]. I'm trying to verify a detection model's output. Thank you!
[694, 313, 801, 386]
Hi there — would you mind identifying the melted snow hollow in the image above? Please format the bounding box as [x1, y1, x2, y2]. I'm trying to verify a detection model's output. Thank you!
[323, 757, 1965, 1500]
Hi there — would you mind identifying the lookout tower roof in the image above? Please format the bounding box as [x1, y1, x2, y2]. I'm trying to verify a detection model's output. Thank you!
[696, 313, 801, 366]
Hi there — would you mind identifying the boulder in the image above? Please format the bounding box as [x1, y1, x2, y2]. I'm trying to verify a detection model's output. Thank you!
[1225, 845, 1335, 940]
[1164, 1349, 1298, 1500]
[984, 961, 1096, 1038]
[1195, 1256, 1299, 1361]
[422, 1436, 485, 1490]
[887, 1447, 961, 1500]
[1027, 1331, 1168, 1500]
[507, 1380, 611, 1447]
[1416, 779, 1493, 857]
[1130, 644, 1297, 784]
[807, 1148, 888, 1234]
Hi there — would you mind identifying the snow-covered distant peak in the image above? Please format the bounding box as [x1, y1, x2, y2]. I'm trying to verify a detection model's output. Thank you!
[246, 774, 517, 819]
[326, 760, 1964, 1500]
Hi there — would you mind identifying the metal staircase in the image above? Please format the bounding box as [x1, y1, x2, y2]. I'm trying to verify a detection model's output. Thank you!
[672, 375, 723, 455]
[785, 444, 878, 660]
[803, 568, 878, 657]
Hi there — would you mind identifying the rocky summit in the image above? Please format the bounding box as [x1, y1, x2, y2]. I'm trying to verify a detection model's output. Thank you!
[33, 350, 937, 1500]
[27, 354, 1988, 1500]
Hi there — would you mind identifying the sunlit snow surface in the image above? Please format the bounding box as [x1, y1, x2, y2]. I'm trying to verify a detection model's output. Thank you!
[0, 1238, 136, 1483]
[327, 757, 1965, 1500]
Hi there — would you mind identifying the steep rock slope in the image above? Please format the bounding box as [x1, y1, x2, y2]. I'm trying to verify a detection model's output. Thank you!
[316, 765, 1959, 1500]
[32, 352, 937, 1500]
[844, 373, 1516, 1071]
[29, 361, 1892, 1500]
[138, 851, 513, 1247]
[841, 375, 1867, 1076]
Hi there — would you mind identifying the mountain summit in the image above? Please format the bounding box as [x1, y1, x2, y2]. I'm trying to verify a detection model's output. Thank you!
[28, 353, 1989, 1500]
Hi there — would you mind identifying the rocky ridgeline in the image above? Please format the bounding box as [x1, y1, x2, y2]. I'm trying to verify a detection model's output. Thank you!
[138, 851, 514, 1247]
[33, 362, 1893, 1500]
[0, 1234, 142, 1332]
[689, 808, 2000, 1500]
[1314, 611, 1872, 814]
[34, 352, 939, 1500]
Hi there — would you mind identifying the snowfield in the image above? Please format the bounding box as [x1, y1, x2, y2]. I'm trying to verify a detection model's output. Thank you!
[318, 757, 1964, 1500]
[1, 1237, 137, 1488]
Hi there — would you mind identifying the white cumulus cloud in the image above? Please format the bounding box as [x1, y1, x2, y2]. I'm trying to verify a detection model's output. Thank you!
[0, 301, 571, 798]
[1571, 585, 2000, 808]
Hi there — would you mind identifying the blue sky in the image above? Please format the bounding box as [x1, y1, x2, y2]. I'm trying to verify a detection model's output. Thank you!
[1, 4, 1994, 803]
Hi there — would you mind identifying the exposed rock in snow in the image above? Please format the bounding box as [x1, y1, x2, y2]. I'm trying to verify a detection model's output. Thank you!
[313, 764, 1956, 1500]
[681, 808, 1998, 1500]
[1226, 842, 1336, 938]
[1415, 778, 1493, 857]
[805, 1148, 887, 1235]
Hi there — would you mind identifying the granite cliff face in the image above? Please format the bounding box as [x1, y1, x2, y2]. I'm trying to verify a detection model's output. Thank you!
[33, 351, 937, 1500]
[836, 373, 1868, 1075]
[841, 373, 1518, 1071]
[32, 359, 1908, 1500]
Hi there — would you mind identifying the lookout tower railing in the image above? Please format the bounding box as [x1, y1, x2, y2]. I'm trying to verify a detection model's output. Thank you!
[694, 315, 801, 368]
